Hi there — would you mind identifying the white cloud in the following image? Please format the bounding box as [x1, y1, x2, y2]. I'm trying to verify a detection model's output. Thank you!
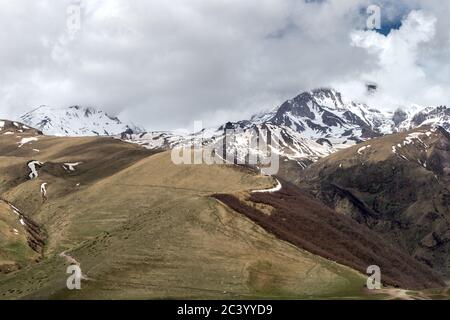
[0, 1, 449, 130]
[335, 10, 450, 111]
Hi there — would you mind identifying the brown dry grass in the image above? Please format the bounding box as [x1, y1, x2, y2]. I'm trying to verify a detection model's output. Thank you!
[0, 131, 368, 299]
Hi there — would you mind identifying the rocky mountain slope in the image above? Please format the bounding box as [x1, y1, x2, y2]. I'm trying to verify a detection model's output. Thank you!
[0, 119, 42, 136]
[296, 126, 450, 278]
[123, 89, 449, 169]
[394, 105, 450, 132]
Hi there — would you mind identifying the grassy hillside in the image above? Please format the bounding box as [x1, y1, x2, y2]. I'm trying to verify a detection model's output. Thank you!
[0, 124, 369, 299]
[0, 201, 38, 274]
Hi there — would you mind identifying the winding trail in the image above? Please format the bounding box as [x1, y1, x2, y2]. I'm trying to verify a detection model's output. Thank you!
[373, 287, 449, 300]
[251, 178, 282, 193]
[59, 251, 90, 280]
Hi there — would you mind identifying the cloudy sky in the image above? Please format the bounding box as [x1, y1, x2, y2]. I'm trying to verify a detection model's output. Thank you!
[0, 0, 449, 130]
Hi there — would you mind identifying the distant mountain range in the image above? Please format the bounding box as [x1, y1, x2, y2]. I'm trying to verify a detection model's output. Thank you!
[17, 89, 449, 166]
[121, 88, 449, 165]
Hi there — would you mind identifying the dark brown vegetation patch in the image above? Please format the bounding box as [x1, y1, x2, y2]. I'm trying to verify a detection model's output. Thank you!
[213, 179, 445, 290]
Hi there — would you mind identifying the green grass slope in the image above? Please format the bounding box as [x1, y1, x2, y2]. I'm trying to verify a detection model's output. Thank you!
[0, 125, 369, 299]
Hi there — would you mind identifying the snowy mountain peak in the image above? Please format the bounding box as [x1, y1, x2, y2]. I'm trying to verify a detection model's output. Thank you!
[248, 88, 388, 145]
[249, 88, 450, 142]
[396, 105, 449, 131]
[111, 87, 449, 174]
[20, 105, 142, 137]
[308, 87, 344, 107]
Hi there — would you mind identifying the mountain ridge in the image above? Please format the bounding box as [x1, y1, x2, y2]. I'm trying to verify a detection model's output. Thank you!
[20, 105, 143, 137]
[121, 88, 449, 168]
[16, 89, 449, 169]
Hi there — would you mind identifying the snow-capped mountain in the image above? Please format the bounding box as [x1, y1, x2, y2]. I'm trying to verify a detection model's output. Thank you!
[240, 88, 393, 143]
[20, 105, 143, 137]
[19, 89, 448, 171]
[394, 105, 449, 132]
[222, 89, 448, 159]
[233, 88, 448, 140]
[208, 88, 394, 165]
[122, 88, 448, 169]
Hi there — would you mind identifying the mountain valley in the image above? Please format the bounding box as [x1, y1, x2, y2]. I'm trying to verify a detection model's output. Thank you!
[1, 88, 449, 300]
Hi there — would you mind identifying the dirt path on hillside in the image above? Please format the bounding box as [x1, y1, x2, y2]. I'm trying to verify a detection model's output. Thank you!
[59, 251, 90, 280]
[381, 288, 425, 300]
[376, 281, 450, 300]
[252, 178, 282, 193]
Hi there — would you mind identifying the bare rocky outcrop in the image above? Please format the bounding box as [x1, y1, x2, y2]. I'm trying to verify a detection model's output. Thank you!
[296, 127, 450, 279]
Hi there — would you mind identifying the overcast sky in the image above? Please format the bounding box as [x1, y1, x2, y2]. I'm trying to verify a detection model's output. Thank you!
[0, 0, 449, 130]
